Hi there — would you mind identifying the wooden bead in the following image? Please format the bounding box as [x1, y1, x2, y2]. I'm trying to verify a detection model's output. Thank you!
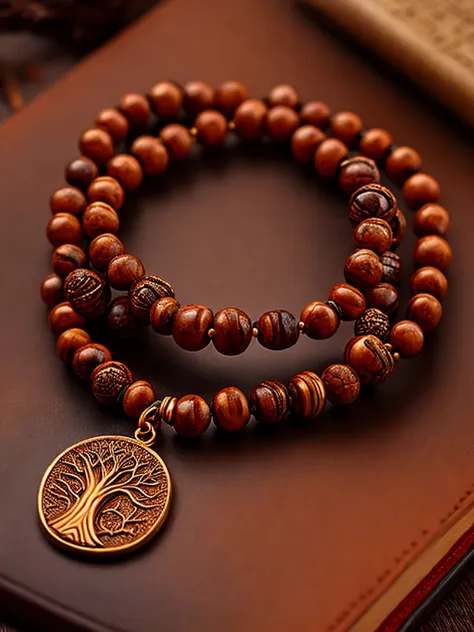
[250, 380, 289, 423]
[123, 381, 156, 418]
[321, 364, 360, 405]
[40, 274, 63, 307]
[172, 305, 213, 351]
[365, 283, 399, 314]
[414, 203, 450, 237]
[414, 235, 452, 270]
[354, 308, 390, 341]
[195, 110, 228, 146]
[107, 154, 143, 192]
[349, 184, 397, 226]
[159, 124, 193, 160]
[314, 138, 348, 179]
[150, 297, 181, 335]
[352, 218, 392, 254]
[183, 80, 215, 115]
[50, 186, 86, 216]
[405, 293, 442, 332]
[390, 320, 424, 358]
[344, 335, 394, 385]
[95, 108, 129, 143]
[79, 128, 114, 165]
[129, 275, 175, 324]
[344, 249, 383, 292]
[291, 125, 325, 164]
[72, 343, 112, 381]
[411, 266, 448, 299]
[266, 106, 299, 142]
[118, 93, 151, 128]
[212, 307, 252, 355]
[359, 128, 393, 161]
[331, 111, 363, 145]
[257, 310, 299, 350]
[338, 157, 381, 196]
[107, 254, 145, 290]
[212, 387, 250, 432]
[381, 251, 401, 286]
[328, 283, 366, 320]
[56, 328, 91, 364]
[215, 80, 248, 117]
[52, 244, 86, 278]
[300, 101, 331, 128]
[385, 146, 422, 183]
[288, 371, 326, 419]
[149, 81, 183, 117]
[300, 301, 340, 339]
[89, 233, 124, 271]
[91, 361, 133, 406]
[64, 268, 109, 318]
[107, 297, 141, 339]
[403, 173, 440, 209]
[48, 301, 86, 336]
[173, 395, 211, 438]
[131, 135, 170, 175]
[234, 99, 268, 140]
[65, 156, 98, 189]
[82, 202, 119, 239]
[268, 84, 299, 108]
[158, 397, 177, 427]
[47, 213, 83, 247]
[390, 209, 407, 250]
[87, 176, 124, 211]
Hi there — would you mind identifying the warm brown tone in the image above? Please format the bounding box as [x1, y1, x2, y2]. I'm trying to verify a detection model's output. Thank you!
[214, 80, 248, 116]
[314, 137, 348, 178]
[411, 266, 448, 299]
[48, 301, 86, 337]
[40, 273, 63, 308]
[118, 93, 151, 128]
[268, 84, 299, 108]
[349, 183, 397, 226]
[172, 394, 211, 438]
[352, 218, 393, 254]
[82, 202, 120, 239]
[359, 128, 393, 161]
[129, 275, 175, 324]
[344, 334, 395, 385]
[87, 176, 125, 211]
[107, 297, 140, 339]
[195, 110, 228, 146]
[365, 283, 400, 315]
[50, 186, 86, 216]
[338, 157, 381, 196]
[354, 308, 390, 341]
[321, 363, 360, 405]
[56, 327, 91, 365]
[212, 307, 253, 355]
[265, 105, 299, 141]
[148, 81, 183, 118]
[288, 371, 326, 419]
[212, 386, 250, 432]
[344, 248, 383, 292]
[107, 154, 143, 191]
[65, 156, 99, 190]
[72, 343, 112, 381]
[390, 209, 407, 250]
[385, 146, 422, 183]
[159, 123, 193, 160]
[52, 244, 86, 278]
[381, 250, 401, 286]
[106, 254, 145, 290]
[327, 283, 366, 320]
[257, 309, 299, 350]
[290, 125, 325, 163]
[150, 297, 181, 335]
[299, 100, 331, 128]
[390, 320, 424, 358]
[414, 235, 452, 270]
[89, 233, 124, 271]
[172, 305, 214, 351]
[406, 293, 443, 332]
[414, 203, 450, 237]
[183, 80, 215, 115]
[234, 99, 268, 140]
[403, 172, 441, 209]
[249, 380, 289, 423]
[122, 380, 156, 418]
[78, 128, 114, 165]
[300, 301, 340, 339]
[46, 213, 83, 247]
[331, 111, 363, 145]
[63, 268, 109, 318]
[95, 108, 129, 143]
[131, 136, 170, 175]
[91, 361, 133, 406]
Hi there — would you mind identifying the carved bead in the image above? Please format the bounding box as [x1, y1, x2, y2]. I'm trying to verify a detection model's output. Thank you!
[87, 176, 124, 211]
[72, 343, 112, 381]
[321, 364, 360, 405]
[250, 380, 289, 423]
[148, 81, 183, 118]
[349, 184, 397, 226]
[365, 283, 399, 315]
[183, 80, 215, 115]
[266, 105, 299, 142]
[107, 254, 145, 291]
[410, 266, 448, 299]
[65, 156, 98, 189]
[331, 111, 363, 145]
[79, 128, 114, 164]
[405, 293, 442, 332]
[338, 157, 380, 196]
[234, 99, 268, 140]
[48, 301, 86, 336]
[212, 387, 250, 432]
[129, 275, 175, 324]
[300, 301, 339, 339]
[131, 135, 170, 176]
[344, 335, 394, 385]
[50, 186, 87, 215]
[354, 308, 390, 341]
[172, 305, 213, 351]
[150, 297, 180, 335]
[159, 124, 193, 161]
[327, 283, 366, 320]
[47, 213, 83, 247]
[89, 233, 124, 271]
[91, 361, 133, 406]
[215, 80, 248, 116]
[268, 84, 299, 108]
[291, 125, 325, 164]
[414, 235, 452, 271]
[414, 203, 450, 237]
[390, 320, 424, 358]
[353, 218, 393, 254]
[52, 244, 87, 278]
[359, 128, 392, 161]
[107, 297, 141, 339]
[122, 381, 156, 418]
[64, 268, 109, 318]
[385, 146, 422, 183]
[82, 202, 119, 239]
[107, 154, 143, 192]
[257, 310, 299, 350]
[56, 328, 91, 364]
[390, 209, 407, 250]
[40, 274, 63, 307]
[380, 251, 401, 286]
[212, 307, 252, 355]
[314, 138, 348, 179]
[344, 249, 383, 292]
[173, 395, 211, 438]
[288, 371, 326, 419]
[403, 173, 440, 209]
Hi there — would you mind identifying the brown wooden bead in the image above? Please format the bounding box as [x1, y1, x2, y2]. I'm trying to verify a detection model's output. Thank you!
[414, 203, 450, 237]
[327, 283, 366, 320]
[300, 301, 340, 339]
[381, 251, 401, 286]
[118, 93, 151, 128]
[352, 218, 392, 254]
[40, 274, 63, 307]
[344, 249, 383, 292]
[403, 173, 440, 209]
[344, 335, 394, 385]
[131, 135, 170, 175]
[338, 157, 381, 196]
[183, 80, 215, 115]
[354, 308, 390, 341]
[158, 397, 177, 427]
[365, 283, 399, 315]
[349, 184, 397, 226]
[72, 343, 112, 381]
[79, 128, 114, 165]
[89, 233, 124, 271]
[95, 108, 129, 143]
[195, 110, 228, 146]
[129, 275, 175, 324]
[411, 266, 448, 299]
[50, 186, 86, 216]
[48, 301, 86, 336]
[149, 81, 183, 117]
[288, 371, 326, 419]
[390, 209, 407, 250]
[65, 156, 99, 190]
[414, 235, 452, 270]
[52, 244, 87, 278]
[266, 106, 299, 142]
[173, 395, 211, 438]
[385, 146, 422, 183]
[172, 305, 213, 351]
[82, 202, 119, 239]
[56, 328, 91, 364]
[390, 320, 424, 358]
[331, 111, 363, 145]
[87, 176, 124, 211]
[212, 387, 250, 432]
[107, 297, 140, 339]
[122, 380, 156, 418]
[64, 268, 109, 318]
[314, 138, 348, 179]
[406, 293, 442, 332]
[321, 364, 360, 405]
[250, 380, 289, 423]
[215, 80, 248, 117]
[234, 99, 268, 140]
[359, 128, 393, 161]
[268, 84, 299, 109]
[107, 154, 143, 192]
[300, 101, 331, 128]
[212, 307, 252, 355]
[107, 254, 145, 291]
[47, 213, 83, 247]
[150, 297, 181, 335]
[257, 310, 299, 350]
[159, 124, 193, 161]
[91, 361, 133, 406]
[291, 125, 325, 164]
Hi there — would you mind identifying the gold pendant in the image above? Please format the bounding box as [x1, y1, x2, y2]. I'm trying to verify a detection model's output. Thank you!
[38, 432, 171, 556]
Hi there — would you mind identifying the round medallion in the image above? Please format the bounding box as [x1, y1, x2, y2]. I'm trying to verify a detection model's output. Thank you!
[38, 435, 171, 555]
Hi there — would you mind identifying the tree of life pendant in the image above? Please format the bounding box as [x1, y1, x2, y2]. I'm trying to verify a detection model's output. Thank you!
[38, 435, 171, 555]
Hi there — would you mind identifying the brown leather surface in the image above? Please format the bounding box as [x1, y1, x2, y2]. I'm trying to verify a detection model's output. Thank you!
[0, 0, 472, 630]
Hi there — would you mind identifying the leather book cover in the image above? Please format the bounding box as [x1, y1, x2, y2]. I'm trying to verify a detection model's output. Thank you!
[0, 0, 472, 630]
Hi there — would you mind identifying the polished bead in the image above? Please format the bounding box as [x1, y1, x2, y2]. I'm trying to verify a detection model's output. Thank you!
[314, 138, 348, 179]
[390, 209, 407, 250]
[385, 146, 422, 183]
[118, 93, 151, 128]
[359, 128, 393, 161]
[291, 125, 325, 163]
[353, 218, 392, 254]
[266, 106, 299, 142]
[403, 173, 440, 209]
[107, 154, 143, 192]
[64, 268, 109, 318]
[288, 371, 326, 419]
[172, 305, 213, 351]
[215, 80, 248, 116]
[338, 157, 380, 196]
[123, 380, 156, 418]
[321, 364, 360, 405]
[212, 307, 252, 355]
[52, 244, 86, 278]
[300, 101, 331, 128]
[365, 283, 399, 314]
[91, 361, 133, 406]
[331, 111, 363, 145]
[107, 254, 145, 290]
[107, 297, 141, 339]
[257, 309, 299, 350]
[129, 275, 175, 324]
[50, 186, 86, 216]
[414, 235, 452, 270]
[131, 135, 170, 175]
[195, 110, 228, 146]
[344, 335, 394, 385]
[150, 297, 181, 335]
[65, 156, 98, 189]
[183, 80, 215, 114]
[82, 202, 119, 239]
[328, 283, 366, 320]
[89, 233, 124, 271]
[149, 81, 183, 117]
[349, 184, 397, 226]
[87, 176, 124, 211]
[47, 213, 83, 247]
[56, 328, 91, 364]
[79, 128, 114, 165]
[48, 301, 86, 336]
[410, 266, 448, 299]
[344, 249, 383, 292]
[250, 380, 289, 423]
[354, 308, 390, 341]
[173, 395, 211, 438]
[212, 387, 250, 432]
[414, 203, 450, 237]
[159, 124, 193, 160]
[234, 99, 268, 140]
[390, 320, 424, 358]
[405, 293, 442, 332]
[95, 108, 129, 143]
[300, 301, 339, 339]
[380, 251, 401, 286]
[40, 274, 63, 307]
[268, 84, 299, 108]
[158, 397, 177, 427]
[72, 343, 112, 381]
